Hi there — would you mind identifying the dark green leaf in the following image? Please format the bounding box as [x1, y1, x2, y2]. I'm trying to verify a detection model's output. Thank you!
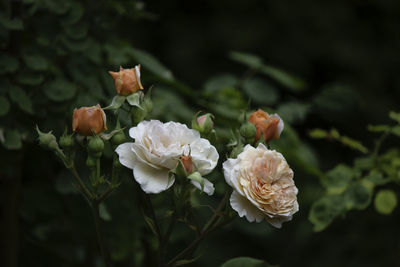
[229, 51, 264, 69]
[221, 257, 271, 267]
[2, 128, 22, 150]
[242, 78, 279, 105]
[322, 164, 354, 194]
[9, 86, 33, 114]
[204, 74, 238, 93]
[277, 102, 309, 124]
[260, 65, 305, 91]
[0, 54, 19, 74]
[0, 15, 23, 30]
[309, 195, 346, 232]
[43, 79, 77, 102]
[0, 96, 10, 116]
[344, 181, 372, 210]
[22, 53, 48, 71]
[128, 48, 174, 81]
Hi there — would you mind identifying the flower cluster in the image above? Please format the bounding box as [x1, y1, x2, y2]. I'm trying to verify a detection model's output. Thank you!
[116, 120, 219, 195]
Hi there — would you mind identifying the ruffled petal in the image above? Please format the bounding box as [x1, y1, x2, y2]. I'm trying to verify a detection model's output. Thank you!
[230, 190, 264, 223]
[133, 163, 174, 194]
[191, 177, 215, 195]
[190, 138, 219, 175]
[115, 143, 136, 169]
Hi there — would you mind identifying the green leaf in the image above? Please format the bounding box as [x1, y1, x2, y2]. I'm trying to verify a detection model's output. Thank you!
[344, 181, 372, 210]
[242, 78, 279, 105]
[0, 96, 10, 116]
[229, 51, 264, 69]
[367, 124, 390, 133]
[143, 213, 157, 236]
[309, 195, 346, 232]
[128, 48, 174, 81]
[374, 190, 397, 215]
[0, 54, 19, 74]
[391, 125, 400, 137]
[260, 65, 305, 91]
[221, 257, 272, 267]
[364, 170, 389, 186]
[309, 128, 328, 139]
[2, 128, 22, 150]
[99, 203, 112, 221]
[43, 79, 77, 102]
[22, 53, 48, 71]
[322, 164, 354, 194]
[59, 2, 84, 25]
[313, 84, 360, 122]
[354, 156, 374, 170]
[9, 86, 33, 114]
[389, 111, 400, 124]
[15, 72, 44, 85]
[340, 136, 368, 154]
[173, 257, 199, 266]
[44, 0, 71, 14]
[204, 74, 238, 93]
[277, 101, 309, 124]
[0, 15, 23, 30]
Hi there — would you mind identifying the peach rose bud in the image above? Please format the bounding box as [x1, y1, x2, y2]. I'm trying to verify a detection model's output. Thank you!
[248, 109, 284, 143]
[72, 104, 107, 136]
[109, 65, 144, 96]
[180, 155, 194, 175]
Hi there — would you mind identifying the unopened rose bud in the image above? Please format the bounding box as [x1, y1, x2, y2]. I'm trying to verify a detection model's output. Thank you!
[240, 122, 257, 140]
[192, 113, 214, 134]
[180, 155, 194, 175]
[59, 134, 74, 149]
[88, 135, 104, 156]
[109, 65, 144, 96]
[36, 126, 59, 150]
[248, 109, 284, 143]
[111, 131, 126, 146]
[72, 104, 107, 136]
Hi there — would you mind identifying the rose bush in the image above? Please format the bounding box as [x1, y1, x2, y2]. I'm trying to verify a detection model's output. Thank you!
[116, 120, 219, 194]
[223, 143, 298, 228]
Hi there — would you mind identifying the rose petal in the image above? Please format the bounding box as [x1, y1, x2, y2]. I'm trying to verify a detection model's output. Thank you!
[191, 177, 215, 195]
[115, 143, 136, 169]
[230, 190, 264, 223]
[133, 163, 174, 194]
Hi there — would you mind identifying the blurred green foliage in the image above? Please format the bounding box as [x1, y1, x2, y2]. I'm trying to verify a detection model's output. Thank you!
[1, 0, 400, 267]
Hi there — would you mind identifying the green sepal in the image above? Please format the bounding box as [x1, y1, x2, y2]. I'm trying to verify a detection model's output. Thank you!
[187, 172, 205, 192]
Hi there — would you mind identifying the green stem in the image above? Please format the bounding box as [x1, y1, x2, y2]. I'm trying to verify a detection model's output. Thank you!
[68, 165, 94, 200]
[91, 202, 111, 267]
[373, 130, 390, 160]
[167, 192, 229, 266]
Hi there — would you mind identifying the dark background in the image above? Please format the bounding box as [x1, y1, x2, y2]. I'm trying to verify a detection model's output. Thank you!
[1, 0, 400, 266]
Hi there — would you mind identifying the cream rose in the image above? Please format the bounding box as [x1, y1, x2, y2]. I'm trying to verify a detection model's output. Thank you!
[116, 120, 219, 194]
[223, 144, 298, 228]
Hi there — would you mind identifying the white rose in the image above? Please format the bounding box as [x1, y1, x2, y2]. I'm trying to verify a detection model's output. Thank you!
[116, 120, 219, 194]
[223, 143, 298, 228]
